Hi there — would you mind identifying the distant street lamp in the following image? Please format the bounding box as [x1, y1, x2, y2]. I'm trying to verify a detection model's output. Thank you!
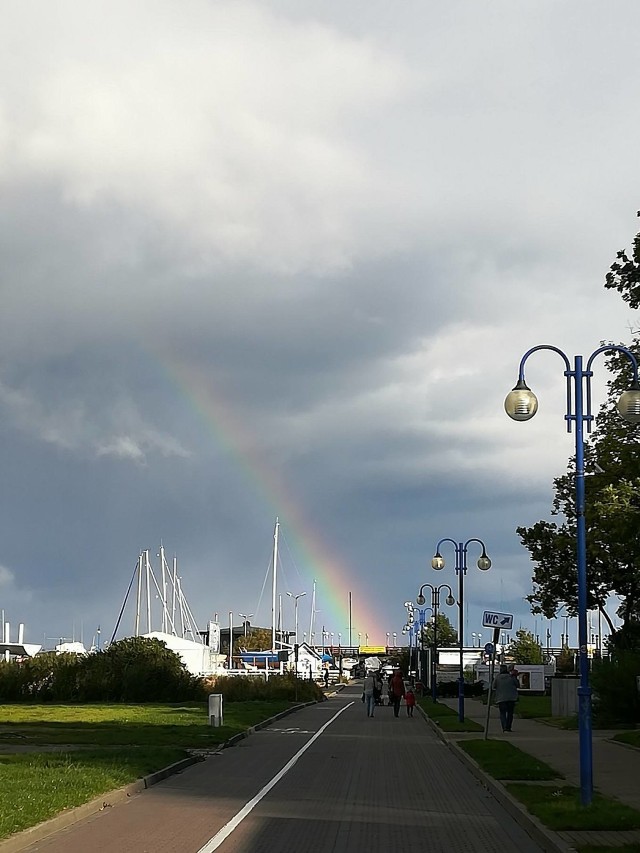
[417, 582, 455, 702]
[286, 592, 306, 645]
[432, 537, 491, 722]
[505, 342, 640, 805]
[238, 613, 253, 638]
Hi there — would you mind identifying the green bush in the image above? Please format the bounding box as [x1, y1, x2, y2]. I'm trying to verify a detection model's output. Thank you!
[209, 674, 324, 703]
[591, 651, 640, 726]
[0, 639, 206, 703]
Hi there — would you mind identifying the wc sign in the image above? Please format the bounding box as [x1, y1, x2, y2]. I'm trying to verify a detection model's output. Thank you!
[482, 610, 513, 630]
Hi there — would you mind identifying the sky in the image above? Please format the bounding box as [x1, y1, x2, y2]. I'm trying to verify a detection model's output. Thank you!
[1, 0, 639, 651]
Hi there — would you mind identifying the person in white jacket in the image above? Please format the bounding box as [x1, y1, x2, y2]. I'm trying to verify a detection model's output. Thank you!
[362, 672, 376, 717]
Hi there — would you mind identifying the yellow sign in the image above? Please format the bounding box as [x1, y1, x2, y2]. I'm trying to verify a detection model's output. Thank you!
[360, 646, 386, 654]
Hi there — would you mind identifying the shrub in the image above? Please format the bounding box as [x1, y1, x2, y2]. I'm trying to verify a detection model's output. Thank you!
[0, 638, 206, 703]
[207, 674, 324, 703]
[591, 651, 640, 726]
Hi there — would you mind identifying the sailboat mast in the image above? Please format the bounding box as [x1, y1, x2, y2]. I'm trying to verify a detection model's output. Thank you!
[271, 517, 279, 651]
[309, 579, 316, 645]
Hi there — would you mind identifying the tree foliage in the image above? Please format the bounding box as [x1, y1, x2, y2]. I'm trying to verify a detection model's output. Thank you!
[235, 628, 273, 652]
[517, 219, 640, 644]
[420, 612, 458, 647]
[0, 637, 205, 703]
[508, 629, 543, 665]
[604, 214, 640, 308]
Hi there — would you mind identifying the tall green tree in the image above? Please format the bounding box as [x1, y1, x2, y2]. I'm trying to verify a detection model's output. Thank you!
[420, 612, 457, 647]
[508, 629, 543, 665]
[518, 219, 640, 639]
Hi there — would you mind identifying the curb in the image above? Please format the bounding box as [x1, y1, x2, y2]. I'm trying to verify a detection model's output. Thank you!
[0, 701, 316, 853]
[416, 705, 574, 853]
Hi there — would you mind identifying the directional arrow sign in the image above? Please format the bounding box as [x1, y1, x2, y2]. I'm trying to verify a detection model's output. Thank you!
[481, 610, 513, 630]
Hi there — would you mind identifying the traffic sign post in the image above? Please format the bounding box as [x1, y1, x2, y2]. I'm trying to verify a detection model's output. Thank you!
[482, 610, 513, 630]
[483, 625, 505, 739]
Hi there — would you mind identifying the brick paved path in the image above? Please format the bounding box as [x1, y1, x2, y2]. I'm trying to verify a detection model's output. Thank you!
[10, 685, 545, 853]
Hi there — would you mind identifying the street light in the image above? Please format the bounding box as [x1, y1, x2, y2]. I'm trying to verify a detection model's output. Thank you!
[432, 538, 491, 722]
[286, 592, 306, 646]
[238, 613, 253, 638]
[417, 582, 455, 702]
[505, 342, 640, 806]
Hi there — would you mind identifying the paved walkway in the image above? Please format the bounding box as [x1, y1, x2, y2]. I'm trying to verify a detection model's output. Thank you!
[1, 685, 548, 853]
[433, 697, 640, 850]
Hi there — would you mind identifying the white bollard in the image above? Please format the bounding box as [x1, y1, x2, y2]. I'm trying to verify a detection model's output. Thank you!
[208, 693, 223, 727]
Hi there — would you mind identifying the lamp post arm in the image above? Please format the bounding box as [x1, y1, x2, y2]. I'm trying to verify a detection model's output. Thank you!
[517, 344, 572, 378]
[462, 537, 488, 554]
[517, 346, 573, 432]
[435, 537, 458, 554]
[585, 344, 639, 377]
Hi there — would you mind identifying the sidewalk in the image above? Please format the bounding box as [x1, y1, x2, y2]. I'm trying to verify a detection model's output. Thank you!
[430, 697, 640, 850]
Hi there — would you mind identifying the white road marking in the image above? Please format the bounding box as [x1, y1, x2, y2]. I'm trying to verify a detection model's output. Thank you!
[195, 702, 354, 852]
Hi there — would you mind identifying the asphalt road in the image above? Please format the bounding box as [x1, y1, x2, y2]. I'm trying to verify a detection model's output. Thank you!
[16, 684, 545, 853]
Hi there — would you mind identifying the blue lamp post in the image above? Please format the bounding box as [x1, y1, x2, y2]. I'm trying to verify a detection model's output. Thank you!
[431, 538, 491, 722]
[417, 582, 455, 702]
[413, 605, 433, 685]
[505, 343, 640, 806]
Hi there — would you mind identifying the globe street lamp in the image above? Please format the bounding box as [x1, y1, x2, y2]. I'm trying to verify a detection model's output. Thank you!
[413, 605, 433, 686]
[432, 538, 491, 722]
[417, 582, 455, 702]
[505, 342, 640, 805]
[286, 592, 306, 646]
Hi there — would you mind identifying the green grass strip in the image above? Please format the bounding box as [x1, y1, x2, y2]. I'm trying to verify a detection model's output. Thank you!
[613, 731, 640, 749]
[505, 783, 640, 831]
[0, 748, 186, 840]
[459, 738, 561, 780]
[418, 699, 483, 731]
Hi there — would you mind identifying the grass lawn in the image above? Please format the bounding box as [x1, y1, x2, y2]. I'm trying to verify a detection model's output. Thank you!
[0, 700, 292, 746]
[0, 700, 295, 840]
[459, 738, 561, 780]
[613, 731, 640, 749]
[419, 699, 483, 732]
[506, 784, 640, 831]
[0, 747, 186, 839]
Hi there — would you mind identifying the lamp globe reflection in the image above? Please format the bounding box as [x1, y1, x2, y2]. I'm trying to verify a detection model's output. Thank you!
[504, 379, 539, 421]
[616, 380, 640, 423]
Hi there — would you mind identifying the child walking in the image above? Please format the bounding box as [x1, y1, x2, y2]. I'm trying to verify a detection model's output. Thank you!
[405, 686, 416, 717]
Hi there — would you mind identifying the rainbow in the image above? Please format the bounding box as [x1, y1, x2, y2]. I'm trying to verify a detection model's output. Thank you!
[155, 351, 386, 644]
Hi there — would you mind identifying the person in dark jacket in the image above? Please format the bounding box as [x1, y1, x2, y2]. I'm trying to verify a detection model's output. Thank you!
[390, 669, 405, 717]
[492, 664, 519, 732]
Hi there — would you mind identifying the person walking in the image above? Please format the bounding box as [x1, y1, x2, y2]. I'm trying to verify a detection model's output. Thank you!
[390, 669, 405, 717]
[380, 677, 390, 707]
[323, 669, 329, 688]
[363, 671, 376, 717]
[492, 663, 519, 732]
[373, 671, 383, 705]
[405, 685, 416, 717]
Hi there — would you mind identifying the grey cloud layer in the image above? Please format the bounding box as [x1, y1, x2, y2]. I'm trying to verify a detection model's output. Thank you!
[0, 1, 639, 641]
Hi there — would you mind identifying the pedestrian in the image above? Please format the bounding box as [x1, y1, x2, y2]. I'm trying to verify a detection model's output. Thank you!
[380, 677, 389, 707]
[362, 670, 376, 717]
[373, 671, 383, 705]
[492, 663, 519, 732]
[323, 669, 329, 688]
[390, 669, 405, 717]
[405, 686, 416, 717]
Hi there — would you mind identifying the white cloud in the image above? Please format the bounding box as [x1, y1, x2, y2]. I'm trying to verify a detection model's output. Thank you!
[0, 565, 15, 587]
[0, 380, 190, 463]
